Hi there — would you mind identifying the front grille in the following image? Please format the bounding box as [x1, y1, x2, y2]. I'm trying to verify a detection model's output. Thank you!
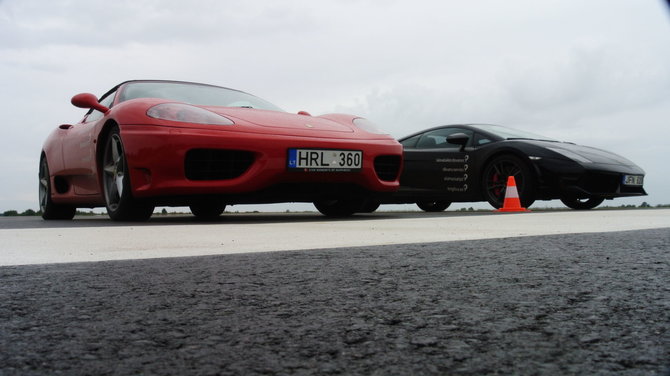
[185, 149, 255, 181]
[576, 172, 619, 194]
[374, 155, 402, 182]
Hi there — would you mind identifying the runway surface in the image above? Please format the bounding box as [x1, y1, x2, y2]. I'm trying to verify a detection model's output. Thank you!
[1, 209, 669, 266]
[1, 209, 669, 375]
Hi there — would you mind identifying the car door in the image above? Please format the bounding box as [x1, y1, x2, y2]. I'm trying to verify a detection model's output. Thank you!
[400, 127, 475, 198]
[61, 91, 116, 195]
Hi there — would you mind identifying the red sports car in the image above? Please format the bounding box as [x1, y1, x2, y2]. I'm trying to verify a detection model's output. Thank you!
[39, 80, 403, 220]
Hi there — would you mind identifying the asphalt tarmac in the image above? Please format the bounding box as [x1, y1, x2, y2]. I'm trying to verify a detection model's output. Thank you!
[1, 227, 668, 375]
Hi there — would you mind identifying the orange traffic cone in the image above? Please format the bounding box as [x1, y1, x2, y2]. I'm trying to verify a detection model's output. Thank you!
[496, 176, 530, 212]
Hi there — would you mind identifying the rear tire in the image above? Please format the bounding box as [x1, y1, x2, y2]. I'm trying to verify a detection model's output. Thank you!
[560, 196, 604, 210]
[39, 156, 76, 220]
[102, 127, 154, 221]
[314, 199, 364, 217]
[416, 200, 450, 212]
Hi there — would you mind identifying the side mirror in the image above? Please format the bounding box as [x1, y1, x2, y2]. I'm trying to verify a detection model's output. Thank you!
[71, 93, 110, 114]
[447, 132, 469, 147]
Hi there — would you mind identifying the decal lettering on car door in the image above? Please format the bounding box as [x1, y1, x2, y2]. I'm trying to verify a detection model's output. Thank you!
[436, 154, 469, 192]
[438, 154, 469, 192]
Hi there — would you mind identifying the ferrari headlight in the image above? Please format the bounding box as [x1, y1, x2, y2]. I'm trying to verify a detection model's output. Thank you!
[547, 147, 592, 163]
[147, 103, 234, 125]
[353, 118, 389, 134]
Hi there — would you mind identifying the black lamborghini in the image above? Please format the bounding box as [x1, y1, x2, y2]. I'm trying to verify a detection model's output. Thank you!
[383, 124, 646, 211]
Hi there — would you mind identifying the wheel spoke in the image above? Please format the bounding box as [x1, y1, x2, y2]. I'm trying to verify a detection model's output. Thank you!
[112, 137, 121, 164]
[39, 187, 47, 208]
[492, 163, 503, 177]
[487, 163, 507, 195]
[38, 160, 49, 210]
[103, 133, 127, 211]
[106, 174, 118, 199]
[39, 178, 47, 193]
[39, 177, 49, 192]
[115, 173, 124, 198]
[103, 163, 116, 174]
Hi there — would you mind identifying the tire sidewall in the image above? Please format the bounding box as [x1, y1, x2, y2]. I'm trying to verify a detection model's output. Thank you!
[416, 201, 450, 212]
[102, 128, 153, 221]
[314, 199, 363, 217]
[39, 155, 76, 220]
[560, 196, 604, 210]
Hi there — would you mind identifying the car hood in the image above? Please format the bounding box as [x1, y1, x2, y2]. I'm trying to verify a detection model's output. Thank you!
[528, 140, 639, 167]
[206, 107, 355, 133]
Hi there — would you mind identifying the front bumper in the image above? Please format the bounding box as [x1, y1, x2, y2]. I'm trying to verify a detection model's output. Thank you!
[120, 125, 403, 203]
[559, 170, 647, 198]
[533, 158, 647, 199]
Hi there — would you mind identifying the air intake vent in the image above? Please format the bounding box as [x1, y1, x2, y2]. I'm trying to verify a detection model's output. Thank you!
[577, 172, 619, 194]
[185, 149, 255, 181]
[374, 155, 402, 181]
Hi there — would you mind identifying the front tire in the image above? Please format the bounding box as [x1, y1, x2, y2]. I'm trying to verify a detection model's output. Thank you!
[102, 128, 154, 221]
[560, 196, 604, 210]
[39, 155, 76, 220]
[416, 200, 450, 212]
[359, 201, 381, 213]
[314, 199, 364, 217]
[190, 201, 226, 220]
[482, 155, 536, 209]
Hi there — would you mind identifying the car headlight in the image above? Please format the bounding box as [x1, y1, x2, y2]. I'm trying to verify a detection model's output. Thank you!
[353, 118, 389, 134]
[547, 147, 592, 163]
[147, 103, 235, 125]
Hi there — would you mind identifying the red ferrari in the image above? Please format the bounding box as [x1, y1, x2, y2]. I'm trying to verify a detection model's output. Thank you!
[39, 80, 403, 220]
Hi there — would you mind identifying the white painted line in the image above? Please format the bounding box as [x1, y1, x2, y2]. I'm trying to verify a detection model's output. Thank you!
[2, 210, 669, 266]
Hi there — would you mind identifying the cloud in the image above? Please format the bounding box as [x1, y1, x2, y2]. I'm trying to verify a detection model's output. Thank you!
[0, 0, 323, 48]
[498, 43, 670, 127]
[1, 0, 669, 211]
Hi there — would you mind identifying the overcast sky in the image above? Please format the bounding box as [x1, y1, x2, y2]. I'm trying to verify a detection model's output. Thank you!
[1, 0, 669, 213]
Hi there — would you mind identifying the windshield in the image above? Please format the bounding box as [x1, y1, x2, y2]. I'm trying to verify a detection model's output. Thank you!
[475, 124, 556, 142]
[118, 81, 284, 111]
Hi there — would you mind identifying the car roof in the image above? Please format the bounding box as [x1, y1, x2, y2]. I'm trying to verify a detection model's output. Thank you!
[398, 124, 501, 141]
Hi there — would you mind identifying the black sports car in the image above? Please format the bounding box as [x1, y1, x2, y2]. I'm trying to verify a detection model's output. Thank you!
[382, 124, 646, 211]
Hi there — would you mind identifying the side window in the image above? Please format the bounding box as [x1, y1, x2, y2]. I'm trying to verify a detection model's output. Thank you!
[83, 91, 116, 123]
[474, 133, 493, 146]
[415, 128, 473, 149]
[400, 134, 421, 149]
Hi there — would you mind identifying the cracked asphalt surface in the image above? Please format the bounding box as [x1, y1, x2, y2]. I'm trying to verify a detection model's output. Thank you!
[1, 228, 669, 375]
